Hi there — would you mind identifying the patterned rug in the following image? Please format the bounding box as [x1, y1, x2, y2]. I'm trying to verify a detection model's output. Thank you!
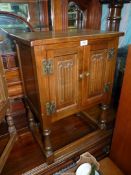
[53, 162, 76, 175]
[22, 161, 76, 175]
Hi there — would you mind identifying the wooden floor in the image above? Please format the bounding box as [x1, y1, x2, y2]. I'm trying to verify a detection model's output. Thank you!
[51, 114, 97, 151]
[0, 115, 97, 175]
[1, 131, 46, 175]
[0, 106, 115, 175]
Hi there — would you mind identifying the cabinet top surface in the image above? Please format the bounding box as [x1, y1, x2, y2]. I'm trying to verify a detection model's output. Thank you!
[10, 29, 124, 46]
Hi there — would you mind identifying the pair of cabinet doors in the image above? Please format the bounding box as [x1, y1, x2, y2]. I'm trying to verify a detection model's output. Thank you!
[34, 39, 116, 122]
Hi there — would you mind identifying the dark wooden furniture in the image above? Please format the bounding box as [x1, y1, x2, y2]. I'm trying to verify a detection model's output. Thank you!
[110, 45, 131, 174]
[11, 29, 123, 163]
[0, 10, 35, 136]
[0, 36, 17, 174]
[100, 0, 130, 31]
[51, 0, 102, 30]
[99, 45, 131, 175]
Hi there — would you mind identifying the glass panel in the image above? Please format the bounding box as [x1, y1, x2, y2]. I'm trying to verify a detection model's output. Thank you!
[0, 3, 29, 18]
[68, 2, 84, 29]
[0, 14, 30, 33]
[0, 29, 18, 68]
[0, 2, 40, 31]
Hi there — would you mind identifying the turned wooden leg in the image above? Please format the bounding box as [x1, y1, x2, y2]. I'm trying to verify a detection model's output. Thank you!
[6, 109, 16, 134]
[99, 104, 109, 130]
[0, 108, 17, 174]
[43, 129, 54, 164]
[26, 105, 35, 128]
[26, 104, 54, 163]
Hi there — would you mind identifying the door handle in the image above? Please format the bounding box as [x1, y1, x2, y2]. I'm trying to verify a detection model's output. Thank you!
[79, 73, 85, 79]
[79, 72, 90, 79]
[85, 72, 90, 77]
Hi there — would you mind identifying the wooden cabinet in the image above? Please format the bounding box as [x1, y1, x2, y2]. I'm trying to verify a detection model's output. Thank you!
[11, 30, 123, 163]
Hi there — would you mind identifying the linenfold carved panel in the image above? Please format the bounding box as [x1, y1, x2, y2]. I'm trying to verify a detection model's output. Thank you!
[88, 49, 107, 97]
[56, 55, 78, 110]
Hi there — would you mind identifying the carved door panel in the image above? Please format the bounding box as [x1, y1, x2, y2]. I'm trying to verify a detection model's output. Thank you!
[82, 46, 107, 106]
[46, 45, 83, 122]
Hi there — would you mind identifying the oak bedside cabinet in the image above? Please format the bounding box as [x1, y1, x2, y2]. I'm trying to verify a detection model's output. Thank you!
[10, 29, 123, 164]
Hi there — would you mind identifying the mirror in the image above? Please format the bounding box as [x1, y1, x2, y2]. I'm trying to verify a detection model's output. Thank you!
[0, 2, 40, 31]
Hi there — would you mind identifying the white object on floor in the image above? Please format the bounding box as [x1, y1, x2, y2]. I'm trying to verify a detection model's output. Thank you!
[76, 163, 91, 175]
[95, 170, 100, 175]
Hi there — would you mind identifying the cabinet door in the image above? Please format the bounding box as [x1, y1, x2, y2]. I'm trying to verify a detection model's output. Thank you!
[46, 44, 83, 122]
[82, 46, 107, 106]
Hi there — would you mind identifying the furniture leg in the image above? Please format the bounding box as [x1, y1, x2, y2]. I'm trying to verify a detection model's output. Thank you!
[99, 104, 109, 130]
[0, 106, 17, 174]
[43, 129, 54, 164]
[26, 104, 35, 128]
[6, 108, 16, 134]
[26, 104, 54, 163]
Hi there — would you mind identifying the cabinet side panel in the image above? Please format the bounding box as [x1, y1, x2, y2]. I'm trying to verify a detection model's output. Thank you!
[103, 38, 119, 103]
[18, 44, 40, 117]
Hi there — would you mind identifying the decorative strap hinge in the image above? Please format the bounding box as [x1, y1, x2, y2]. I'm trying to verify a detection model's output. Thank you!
[108, 48, 115, 59]
[42, 59, 53, 75]
[46, 101, 56, 116]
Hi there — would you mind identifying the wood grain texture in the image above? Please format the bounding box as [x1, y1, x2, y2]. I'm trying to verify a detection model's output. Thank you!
[88, 50, 107, 97]
[0, 134, 17, 174]
[86, 0, 102, 30]
[110, 45, 131, 175]
[39, 0, 49, 31]
[10, 29, 124, 46]
[0, 128, 112, 175]
[99, 157, 124, 175]
[47, 45, 81, 122]
[51, 0, 68, 30]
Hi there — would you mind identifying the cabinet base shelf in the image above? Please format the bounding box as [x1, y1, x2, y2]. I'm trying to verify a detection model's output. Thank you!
[51, 113, 98, 152]
[31, 109, 113, 164]
[54, 129, 112, 161]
